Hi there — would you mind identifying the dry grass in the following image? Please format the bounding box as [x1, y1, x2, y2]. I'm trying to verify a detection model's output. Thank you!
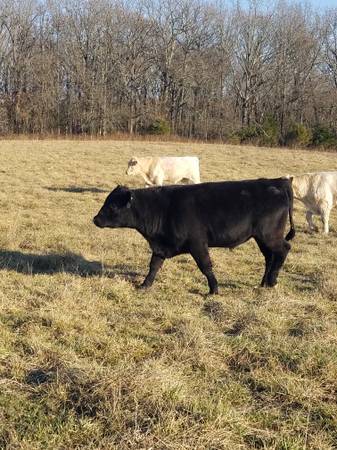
[0, 140, 337, 449]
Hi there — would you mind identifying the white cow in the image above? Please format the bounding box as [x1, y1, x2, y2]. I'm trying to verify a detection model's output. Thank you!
[126, 156, 200, 186]
[290, 171, 337, 233]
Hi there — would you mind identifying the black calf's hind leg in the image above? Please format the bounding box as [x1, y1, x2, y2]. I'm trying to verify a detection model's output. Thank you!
[190, 244, 218, 294]
[266, 241, 291, 287]
[255, 240, 273, 287]
[140, 253, 164, 288]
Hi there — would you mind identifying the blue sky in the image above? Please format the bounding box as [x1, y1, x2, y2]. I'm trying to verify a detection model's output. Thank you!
[310, 0, 337, 10]
[235, 0, 337, 12]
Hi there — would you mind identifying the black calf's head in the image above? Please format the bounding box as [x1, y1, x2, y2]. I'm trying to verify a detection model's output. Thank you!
[93, 185, 134, 229]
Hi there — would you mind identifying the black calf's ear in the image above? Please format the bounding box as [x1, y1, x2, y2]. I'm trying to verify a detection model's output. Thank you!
[114, 184, 126, 192]
[111, 185, 134, 208]
[116, 188, 133, 208]
[126, 192, 133, 208]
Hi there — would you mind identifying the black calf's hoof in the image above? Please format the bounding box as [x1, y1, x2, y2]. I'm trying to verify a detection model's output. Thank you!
[209, 288, 219, 295]
[138, 283, 150, 290]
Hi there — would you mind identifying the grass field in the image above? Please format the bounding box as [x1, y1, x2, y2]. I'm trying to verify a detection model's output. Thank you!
[0, 140, 337, 449]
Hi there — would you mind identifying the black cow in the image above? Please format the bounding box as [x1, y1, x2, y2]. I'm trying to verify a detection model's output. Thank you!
[93, 178, 295, 294]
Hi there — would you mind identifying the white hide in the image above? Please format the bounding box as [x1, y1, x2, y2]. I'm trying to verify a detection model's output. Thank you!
[126, 156, 200, 186]
[291, 171, 337, 233]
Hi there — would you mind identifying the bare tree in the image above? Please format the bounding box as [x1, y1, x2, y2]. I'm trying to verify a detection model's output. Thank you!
[0, 0, 333, 143]
[229, 1, 275, 127]
[324, 8, 337, 88]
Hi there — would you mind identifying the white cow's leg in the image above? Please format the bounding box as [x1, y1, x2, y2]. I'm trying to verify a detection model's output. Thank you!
[153, 175, 164, 186]
[306, 211, 317, 232]
[321, 208, 331, 234]
[318, 199, 332, 234]
[151, 167, 164, 186]
[143, 174, 155, 187]
[191, 173, 201, 183]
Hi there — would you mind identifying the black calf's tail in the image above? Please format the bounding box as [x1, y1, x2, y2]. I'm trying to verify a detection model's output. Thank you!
[285, 177, 295, 241]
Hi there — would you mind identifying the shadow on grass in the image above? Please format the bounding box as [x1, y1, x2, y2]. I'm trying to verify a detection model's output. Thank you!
[45, 186, 108, 193]
[188, 288, 208, 297]
[0, 249, 103, 276]
[0, 249, 144, 282]
[284, 270, 320, 292]
[218, 279, 253, 289]
[296, 223, 337, 236]
[107, 263, 142, 282]
[189, 281, 246, 297]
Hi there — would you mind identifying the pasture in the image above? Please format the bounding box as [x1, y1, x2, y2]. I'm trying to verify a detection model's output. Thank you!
[0, 139, 337, 449]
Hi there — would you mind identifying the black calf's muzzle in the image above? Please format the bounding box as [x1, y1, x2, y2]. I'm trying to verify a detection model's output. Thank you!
[93, 215, 103, 228]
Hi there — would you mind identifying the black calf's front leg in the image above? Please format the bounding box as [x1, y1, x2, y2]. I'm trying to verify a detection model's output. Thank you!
[190, 243, 218, 294]
[140, 253, 164, 289]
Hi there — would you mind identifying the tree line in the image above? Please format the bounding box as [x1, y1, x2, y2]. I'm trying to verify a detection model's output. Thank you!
[0, 0, 336, 147]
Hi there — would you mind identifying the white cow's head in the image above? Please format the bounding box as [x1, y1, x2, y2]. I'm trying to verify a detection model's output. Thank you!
[126, 157, 140, 176]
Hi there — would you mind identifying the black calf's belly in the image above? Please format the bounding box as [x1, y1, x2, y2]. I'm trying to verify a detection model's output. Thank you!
[207, 232, 252, 249]
[150, 232, 253, 256]
[149, 241, 189, 258]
